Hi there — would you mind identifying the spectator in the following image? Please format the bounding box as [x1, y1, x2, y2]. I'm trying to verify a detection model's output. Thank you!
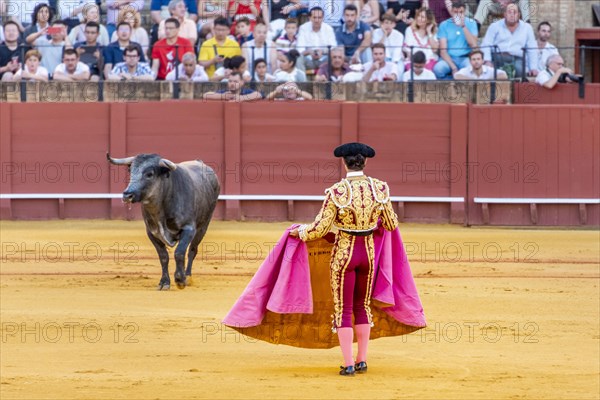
[110, 8, 150, 58]
[314, 46, 351, 82]
[198, 17, 242, 78]
[480, 3, 537, 78]
[372, 14, 404, 72]
[296, 6, 336, 71]
[0, 21, 24, 81]
[301, 0, 344, 28]
[274, 48, 306, 81]
[202, 70, 263, 101]
[361, 0, 382, 28]
[103, 21, 145, 79]
[24, 3, 54, 45]
[535, 54, 582, 89]
[166, 51, 208, 81]
[269, 0, 302, 38]
[403, 7, 438, 71]
[158, 0, 197, 45]
[106, 0, 144, 39]
[12, 48, 48, 81]
[6, 0, 49, 30]
[273, 18, 298, 52]
[68, 3, 110, 46]
[454, 49, 508, 79]
[211, 55, 251, 81]
[53, 47, 90, 80]
[74, 21, 102, 81]
[242, 22, 276, 74]
[474, 0, 530, 26]
[402, 50, 436, 80]
[151, 17, 194, 80]
[266, 81, 313, 100]
[197, 0, 228, 40]
[107, 44, 155, 80]
[59, 0, 98, 31]
[234, 17, 253, 46]
[252, 57, 275, 81]
[361, 42, 398, 81]
[336, 4, 372, 65]
[434, 0, 478, 80]
[534, 21, 559, 74]
[228, 0, 269, 35]
[427, 0, 452, 24]
[151, 0, 198, 24]
[33, 20, 71, 75]
[385, 0, 427, 34]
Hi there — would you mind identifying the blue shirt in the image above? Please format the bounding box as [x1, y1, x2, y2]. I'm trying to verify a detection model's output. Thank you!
[481, 19, 538, 71]
[335, 21, 371, 58]
[102, 41, 146, 66]
[150, 0, 198, 14]
[217, 88, 261, 97]
[438, 17, 478, 58]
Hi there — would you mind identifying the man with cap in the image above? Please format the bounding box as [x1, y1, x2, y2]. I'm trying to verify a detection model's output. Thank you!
[290, 142, 399, 376]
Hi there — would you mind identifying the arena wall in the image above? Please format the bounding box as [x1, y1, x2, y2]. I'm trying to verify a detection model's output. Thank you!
[0, 101, 598, 226]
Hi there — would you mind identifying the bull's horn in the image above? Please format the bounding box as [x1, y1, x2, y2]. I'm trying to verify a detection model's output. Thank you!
[107, 153, 135, 165]
[159, 158, 177, 171]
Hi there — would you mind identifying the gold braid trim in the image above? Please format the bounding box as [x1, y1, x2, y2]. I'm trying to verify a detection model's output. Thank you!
[363, 235, 376, 326]
[331, 232, 354, 329]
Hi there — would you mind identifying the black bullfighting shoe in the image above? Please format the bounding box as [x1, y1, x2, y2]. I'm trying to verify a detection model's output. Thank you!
[354, 361, 368, 373]
[339, 365, 356, 376]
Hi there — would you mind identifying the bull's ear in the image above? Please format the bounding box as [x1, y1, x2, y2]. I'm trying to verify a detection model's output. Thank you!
[159, 158, 177, 171]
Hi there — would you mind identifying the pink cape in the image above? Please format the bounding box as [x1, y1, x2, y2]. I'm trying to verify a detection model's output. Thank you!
[222, 225, 427, 349]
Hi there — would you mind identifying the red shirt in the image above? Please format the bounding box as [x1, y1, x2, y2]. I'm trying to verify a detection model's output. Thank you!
[151, 37, 194, 80]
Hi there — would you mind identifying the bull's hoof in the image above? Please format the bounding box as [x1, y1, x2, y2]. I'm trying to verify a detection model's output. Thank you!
[185, 275, 193, 286]
[157, 283, 170, 291]
[175, 281, 186, 290]
[174, 271, 186, 289]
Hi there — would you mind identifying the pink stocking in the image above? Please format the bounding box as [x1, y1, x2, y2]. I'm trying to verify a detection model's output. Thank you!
[337, 327, 354, 367]
[355, 324, 371, 363]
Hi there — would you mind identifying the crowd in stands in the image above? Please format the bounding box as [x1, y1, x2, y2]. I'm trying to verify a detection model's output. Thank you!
[0, 0, 582, 99]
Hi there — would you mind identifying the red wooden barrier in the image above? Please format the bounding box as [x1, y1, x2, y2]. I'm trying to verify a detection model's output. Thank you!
[514, 83, 600, 105]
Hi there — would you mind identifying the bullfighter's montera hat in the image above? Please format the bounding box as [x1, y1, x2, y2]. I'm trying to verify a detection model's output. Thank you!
[333, 142, 376, 158]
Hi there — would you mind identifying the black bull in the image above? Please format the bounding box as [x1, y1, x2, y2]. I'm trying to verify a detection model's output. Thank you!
[107, 153, 220, 290]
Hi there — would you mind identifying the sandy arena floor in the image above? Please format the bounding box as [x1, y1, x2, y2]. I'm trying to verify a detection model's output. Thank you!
[0, 220, 598, 399]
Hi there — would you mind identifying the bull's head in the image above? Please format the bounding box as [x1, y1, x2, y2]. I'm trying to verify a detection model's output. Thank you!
[107, 153, 177, 203]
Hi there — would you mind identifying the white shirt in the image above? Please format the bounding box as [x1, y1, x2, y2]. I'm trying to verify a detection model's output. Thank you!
[14, 65, 49, 79]
[535, 68, 554, 86]
[455, 64, 505, 80]
[402, 68, 437, 81]
[403, 26, 438, 62]
[213, 67, 251, 82]
[535, 42, 559, 72]
[372, 28, 404, 63]
[296, 21, 337, 53]
[362, 61, 399, 82]
[166, 64, 209, 82]
[274, 68, 307, 82]
[54, 61, 90, 75]
[243, 40, 273, 72]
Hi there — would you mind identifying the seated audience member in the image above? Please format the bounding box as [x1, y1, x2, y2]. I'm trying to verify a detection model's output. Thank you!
[24, 3, 53, 45]
[427, 0, 452, 24]
[211, 55, 251, 82]
[151, 0, 198, 24]
[269, 0, 303, 35]
[335, 4, 372, 65]
[242, 22, 277, 73]
[198, 17, 242, 78]
[402, 50, 437, 80]
[228, 0, 268, 36]
[434, 0, 478, 80]
[314, 46, 350, 82]
[296, 6, 337, 70]
[357, 0, 381, 28]
[110, 8, 150, 58]
[361, 43, 398, 82]
[534, 21, 559, 73]
[480, 3, 537, 78]
[235, 17, 254, 46]
[198, 0, 228, 40]
[53, 48, 91, 81]
[386, 0, 426, 34]
[106, 0, 145, 39]
[0, 21, 25, 82]
[474, 0, 530, 26]
[202, 71, 263, 101]
[403, 7, 439, 71]
[33, 20, 72, 76]
[266, 81, 313, 100]
[74, 21, 103, 81]
[253, 57, 275, 82]
[454, 49, 508, 80]
[103, 21, 146, 79]
[12, 48, 48, 81]
[372, 14, 405, 72]
[274, 49, 306, 82]
[535, 54, 582, 90]
[158, 0, 198, 45]
[68, 3, 110, 47]
[107, 44, 155, 81]
[151, 17, 194, 80]
[274, 18, 298, 52]
[166, 52, 209, 81]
